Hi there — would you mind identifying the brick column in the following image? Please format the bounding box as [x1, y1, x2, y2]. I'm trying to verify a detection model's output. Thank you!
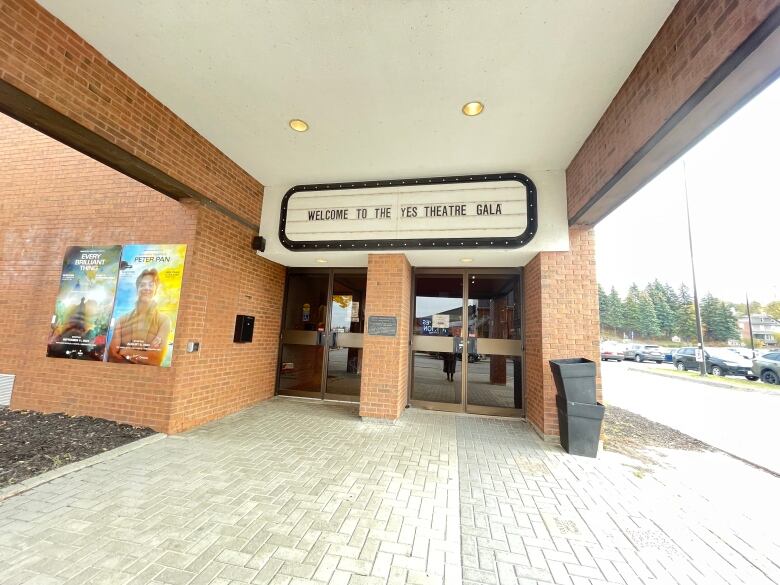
[359, 254, 412, 421]
[523, 227, 601, 438]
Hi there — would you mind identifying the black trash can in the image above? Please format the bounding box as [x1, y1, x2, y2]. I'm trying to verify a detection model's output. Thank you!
[549, 358, 596, 403]
[555, 395, 604, 458]
[550, 358, 603, 458]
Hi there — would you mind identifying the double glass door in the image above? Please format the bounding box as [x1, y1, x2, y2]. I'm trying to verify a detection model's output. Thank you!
[277, 270, 366, 401]
[410, 270, 523, 416]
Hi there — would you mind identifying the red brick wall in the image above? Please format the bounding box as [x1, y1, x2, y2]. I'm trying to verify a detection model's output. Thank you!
[523, 227, 601, 437]
[567, 0, 779, 222]
[523, 255, 545, 433]
[359, 254, 412, 420]
[0, 0, 261, 223]
[0, 114, 193, 429]
[0, 114, 285, 432]
[168, 206, 285, 432]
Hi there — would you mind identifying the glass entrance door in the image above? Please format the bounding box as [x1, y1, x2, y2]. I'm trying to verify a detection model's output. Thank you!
[409, 270, 523, 416]
[277, 270, 365, 401]
[465, 273, 523, 415]
[325, 272, 366, 400]
[410, 273, 463, 409]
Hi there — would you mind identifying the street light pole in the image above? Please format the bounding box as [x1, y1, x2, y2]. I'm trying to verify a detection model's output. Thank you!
[746, 292, 755, 358]
[682, 160, 707, 376]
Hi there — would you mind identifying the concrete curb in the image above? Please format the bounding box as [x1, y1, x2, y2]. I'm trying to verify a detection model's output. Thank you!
[0, 432, 166, 502]
[627, 366, 778, 395]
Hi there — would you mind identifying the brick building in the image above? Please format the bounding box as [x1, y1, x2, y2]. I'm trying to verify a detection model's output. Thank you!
[0, 1, 777, 438]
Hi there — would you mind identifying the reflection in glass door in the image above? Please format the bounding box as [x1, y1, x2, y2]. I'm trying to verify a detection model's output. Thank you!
[277, 270, 366, 401]
[409, 270, 523, 416]
[325, 273, 365, 400]
[465, 273, 523, 414]
[410, 274, 463, 408]
[278, 273, 329, 397]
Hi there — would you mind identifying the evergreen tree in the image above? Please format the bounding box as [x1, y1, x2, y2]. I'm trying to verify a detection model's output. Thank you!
[721, 303, 740, 341]
[701, 295, 739, 342]
[647, 281, 674, 338]
[700, 294, 718, 341]
[623, 284, 641, 337]
[677, 303, 698, 341]
[678, 283, 692, 305]
[598, 284, 607, 326]
[675, 283, 695, 340]
[663, 283, 680, 315]
[604, 287, 624, 334]
[637, 291, 661, 338]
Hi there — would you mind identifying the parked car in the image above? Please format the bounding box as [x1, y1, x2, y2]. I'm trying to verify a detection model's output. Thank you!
[600, 342, 624, 362]
[674, 347, 758, 380]
[664, 348, 680, 363]
[725, 347, 756, 360]
[623, 344, 665, 363]
[751, 351, 780, 385]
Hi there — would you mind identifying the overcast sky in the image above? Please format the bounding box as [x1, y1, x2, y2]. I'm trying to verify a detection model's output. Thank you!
[595, 77, 780, 305]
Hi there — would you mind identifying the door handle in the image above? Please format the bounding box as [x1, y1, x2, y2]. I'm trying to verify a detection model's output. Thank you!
[453, 336, 462, 354]
[316, 331, 326, 346]
[331, 331, 338, 348]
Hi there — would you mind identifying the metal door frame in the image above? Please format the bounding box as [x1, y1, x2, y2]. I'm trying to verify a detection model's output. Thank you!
[275, 267, 367, 402]
[408, 267, 525, 417]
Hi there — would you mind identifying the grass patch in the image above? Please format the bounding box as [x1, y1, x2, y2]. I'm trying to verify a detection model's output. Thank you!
[638, 366, 780, 392]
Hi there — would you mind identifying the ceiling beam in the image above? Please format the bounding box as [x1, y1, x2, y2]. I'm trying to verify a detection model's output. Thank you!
[0, 79, 260, 232]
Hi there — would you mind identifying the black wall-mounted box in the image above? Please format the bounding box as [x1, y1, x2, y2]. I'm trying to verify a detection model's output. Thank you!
[233, 314, 255, 343]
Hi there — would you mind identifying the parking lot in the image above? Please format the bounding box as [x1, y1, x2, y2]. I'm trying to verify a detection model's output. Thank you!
[601, 359, 780, 475]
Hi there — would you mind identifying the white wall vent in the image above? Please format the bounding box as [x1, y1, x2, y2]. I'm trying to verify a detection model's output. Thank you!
[0, 374, 15, 406]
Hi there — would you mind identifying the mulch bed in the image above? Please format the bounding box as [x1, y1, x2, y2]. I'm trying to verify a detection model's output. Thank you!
[602, 404, 712, 470]
[0, 408, 155, 489]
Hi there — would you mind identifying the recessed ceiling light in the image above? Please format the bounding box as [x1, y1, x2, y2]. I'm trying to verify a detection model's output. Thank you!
[461, 101, 484, 116]
[289, 119, 309, 132]
[315, 258, 327, 263]
[460, 258, 474, 263]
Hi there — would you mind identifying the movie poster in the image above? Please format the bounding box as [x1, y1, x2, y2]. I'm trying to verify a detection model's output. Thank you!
[106, 244, 187, 367]
[47, 246, 122, 360]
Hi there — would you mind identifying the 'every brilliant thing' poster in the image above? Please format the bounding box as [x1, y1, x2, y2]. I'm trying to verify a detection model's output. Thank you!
[47, 246, 122, 361]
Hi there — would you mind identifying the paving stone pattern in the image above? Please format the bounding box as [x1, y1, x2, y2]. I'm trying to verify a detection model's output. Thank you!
[0, 398, 778, 585]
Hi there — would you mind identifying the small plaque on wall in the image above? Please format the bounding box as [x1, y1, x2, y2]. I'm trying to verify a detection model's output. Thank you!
[367, 316, 397, 337]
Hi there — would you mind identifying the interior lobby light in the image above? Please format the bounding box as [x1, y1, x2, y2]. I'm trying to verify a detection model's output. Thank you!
[460, 258, 474, 263]
[461, 101, 484, 116]
[315, 258, 327, 263]
[289, 119, 309, 132]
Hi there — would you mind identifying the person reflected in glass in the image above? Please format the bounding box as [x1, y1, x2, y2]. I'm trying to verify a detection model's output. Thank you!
[442, 332, 456, 382]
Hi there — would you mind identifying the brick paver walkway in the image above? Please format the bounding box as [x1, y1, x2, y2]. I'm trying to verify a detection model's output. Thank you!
[1, 398, 778, 585]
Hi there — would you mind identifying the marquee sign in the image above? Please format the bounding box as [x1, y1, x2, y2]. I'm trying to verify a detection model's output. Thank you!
[279, 172, 537, 251]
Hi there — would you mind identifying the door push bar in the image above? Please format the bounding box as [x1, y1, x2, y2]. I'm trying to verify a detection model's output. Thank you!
[452, 336, 477, 355]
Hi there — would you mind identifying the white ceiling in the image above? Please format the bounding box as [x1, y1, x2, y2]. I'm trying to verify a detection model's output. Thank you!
[40, 0, 676, 191]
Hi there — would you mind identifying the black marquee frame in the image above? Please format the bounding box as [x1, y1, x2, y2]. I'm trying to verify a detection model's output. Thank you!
[278, 172, 538, 251]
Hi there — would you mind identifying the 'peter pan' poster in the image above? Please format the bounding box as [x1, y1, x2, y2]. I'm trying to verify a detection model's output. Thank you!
[106, 244, 187, 367]
[47, 246, 122, 360]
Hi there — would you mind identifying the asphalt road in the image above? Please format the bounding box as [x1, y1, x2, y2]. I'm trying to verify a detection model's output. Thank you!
[601, 360, 780, 475]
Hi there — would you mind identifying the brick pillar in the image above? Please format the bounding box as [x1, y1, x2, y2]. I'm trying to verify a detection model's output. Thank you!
[359, 254, 412, 421]
[523, 227, 601, 438]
